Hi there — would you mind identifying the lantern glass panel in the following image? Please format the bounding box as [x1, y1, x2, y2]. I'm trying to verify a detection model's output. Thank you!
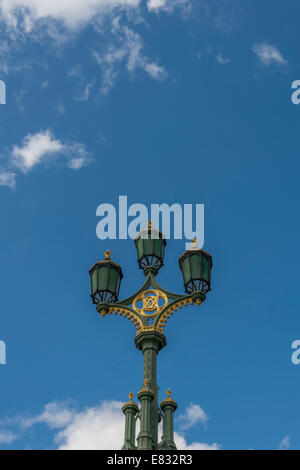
[137, 238, 143, 258]
[182, 256, 191, 284]
[143, 238, 153, 256]
[153, 239, 162, 257]
[98, 265, 108, 291]
[202, 256, 209, 282]
[190, 254, 201, 279]
[107, 268, 118, 293]
[92, 269, 98, 295]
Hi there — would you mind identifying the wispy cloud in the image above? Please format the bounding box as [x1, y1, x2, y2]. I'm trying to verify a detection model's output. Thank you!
[67, 156, 89, 171]
[68, 64, 84, 79]
[93, 17, 167, 95]
[0, 431, 18, 444]
[278, 435, 290, 450]
[0, 130, 92, 189]
[216, 53, 231, 64]
[0, 171, 17, 189]
[74, 80, 96, 102]
[68, 66, 96, 102]
[21, 401, 74, 430]
[252, 42, 287, 67]
[55, 101, 65, 115]
[0, 1, 141, 35]
[177, 403, 208, 430]
[147, 0, 190, 13]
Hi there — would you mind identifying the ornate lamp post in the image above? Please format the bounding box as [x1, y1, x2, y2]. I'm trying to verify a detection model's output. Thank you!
[89, 222, 213, 450]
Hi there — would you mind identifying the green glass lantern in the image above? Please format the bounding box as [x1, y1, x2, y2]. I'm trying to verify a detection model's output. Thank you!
[179, 240, 212, 295]
[89, 250, 123, 304]
[134, 221, 167, 273]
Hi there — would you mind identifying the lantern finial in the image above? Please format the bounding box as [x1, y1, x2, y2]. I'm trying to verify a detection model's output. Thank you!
[128, 392, 134, 401]
[166, 388, 172, 398]
[191, 238, 197, 248]
[104, 249, 111, 261]
[148, 220, 152, 230]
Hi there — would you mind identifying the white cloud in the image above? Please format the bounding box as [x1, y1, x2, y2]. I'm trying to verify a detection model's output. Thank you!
[93, 19, 166, 94]
[11, 130, 64, 173]
[0, 171, 17, 189]
[0, 130, 91, 189]
[68, 157, 87, 170]
[53, 401, 218, 450]
[21, 401, 74, 430]
[65, 142, 92, 169]
[175, 432, 220, 450]
[68, 64, 83, 79]
[216, 53, 230, 65]
[10, 130, 91, 174]
[15, 400, 125, 450]
[93, 47, 126, 95]
[74, 80, 96, 102]
[144, 62, 166, 80]
[278, 435, 290, 450]
[56, 401, 124, 449]
[0, 0, 140, 33]
[0, 2, 170, 97]
[14, 88, 28, 113]
[147, 0, 166, 9]
[147, 0, 190, 13]
[55, 101, 65, 115]
[0, 400, 219, 450]
[177, 403, 208, 430]
[252, 43, 287, 66]
[67, 65, 95, 101]
[0, 431, 18, 444]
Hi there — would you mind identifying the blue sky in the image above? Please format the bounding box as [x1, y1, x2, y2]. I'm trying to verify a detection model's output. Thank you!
[0, 0, 300, 450]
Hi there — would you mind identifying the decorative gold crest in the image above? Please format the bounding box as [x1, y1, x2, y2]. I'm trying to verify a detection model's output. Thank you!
[143, 295, 158, 311]
[132, 289, 168, 318]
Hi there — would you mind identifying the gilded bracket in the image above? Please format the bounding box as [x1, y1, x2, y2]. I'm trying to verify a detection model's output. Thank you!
[96, 272, 206, 335]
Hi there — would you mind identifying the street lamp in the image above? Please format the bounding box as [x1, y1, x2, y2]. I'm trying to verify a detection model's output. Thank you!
[134, 221, 166, 273]
[89, 222, 213, 450]
[179, 238, 213, 296]
[89, 249, 123, 304]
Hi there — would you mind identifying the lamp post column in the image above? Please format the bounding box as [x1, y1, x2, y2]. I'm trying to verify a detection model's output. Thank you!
[137, 380, 154, 449]
[159, 390, 178, 450]
[122, 393, 139, 450]
[135, 330, 167, 449]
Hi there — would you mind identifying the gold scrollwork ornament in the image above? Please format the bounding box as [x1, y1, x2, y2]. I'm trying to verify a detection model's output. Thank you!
[132, 289, 168, 318]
